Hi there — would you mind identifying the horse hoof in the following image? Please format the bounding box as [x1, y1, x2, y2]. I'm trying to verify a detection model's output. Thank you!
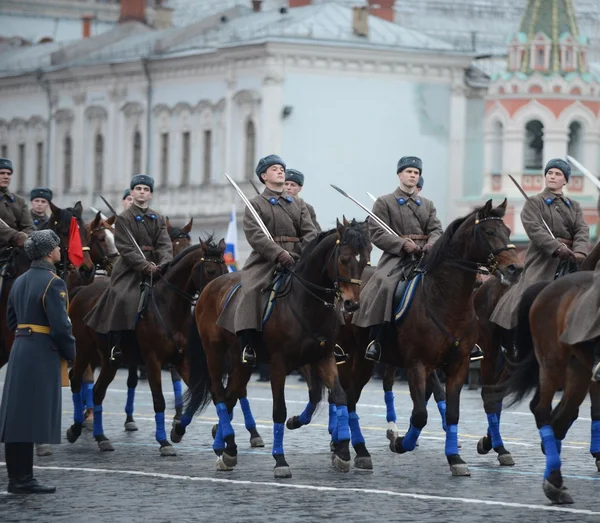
[386, 429, 398, 442]
[216, 456, 233, 471]
[222, 452, 237, 468]
[124, 421, 138, 432]
[98, 440, 114, 452]
[450, 463, 471, 476]
[354, 456, 373, 470]
[497, 453, 515, 467]
[66, 425, 81, 444]
[477, 436, 491, 455]
[330, 440, 336, 452]
[170, 424, 185, 444]
[160, 444, 177, 457]
[332, 454, 351, 473]
[211, 424, 218, 439]
[250, 436, 265, 448]
[543, 479, 574, 505]
[274, 466, 292, 479]
[36, 444, 53, 457]
[83, 419, 93, 431]
[596, 459, 600, 473]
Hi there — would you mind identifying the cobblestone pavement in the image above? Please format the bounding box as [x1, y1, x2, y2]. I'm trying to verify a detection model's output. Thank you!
[1, 368, 600, 523]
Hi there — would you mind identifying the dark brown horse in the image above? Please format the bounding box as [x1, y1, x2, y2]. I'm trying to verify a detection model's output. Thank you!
[87, 212, 118, 274]
[167, 217, 193, 256]
[66, 237, 227, 455]
[174, 219, 371, 478]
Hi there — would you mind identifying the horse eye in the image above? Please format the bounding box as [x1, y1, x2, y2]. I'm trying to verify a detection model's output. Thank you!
[340, 255, 351, 265]
[99, 237, 106, 242]
[485, 230, 496, 237]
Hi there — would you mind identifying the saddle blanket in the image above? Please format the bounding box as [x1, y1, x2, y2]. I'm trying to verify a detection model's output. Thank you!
[392, 273, 422, 324]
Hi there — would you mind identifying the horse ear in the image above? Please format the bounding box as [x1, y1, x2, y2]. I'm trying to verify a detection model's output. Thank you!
[495, 198, 507, 217]
[218, 238, 226, 252]
[73, 201, 83, 216]
[343, 215, 350, 227]
[336, 218, 344, 236]
[91, 211, 102, 228]
[49, 201, 61, 218]
[183, 217, 193, 234]
[482, 199, 493, 216]
[106, 215, 116, 226]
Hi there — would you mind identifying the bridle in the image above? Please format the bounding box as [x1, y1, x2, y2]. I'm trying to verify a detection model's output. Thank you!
[51, 213, 92, 280]
[89, 224, 119, 275]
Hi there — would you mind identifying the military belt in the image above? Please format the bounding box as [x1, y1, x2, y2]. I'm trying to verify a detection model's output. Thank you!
[273, 236, 300, 243]
[557, 238, 573, 247]
[142, 246, 154, 252]
[400, 234, 429, 241]
[16, 324, 51, 335]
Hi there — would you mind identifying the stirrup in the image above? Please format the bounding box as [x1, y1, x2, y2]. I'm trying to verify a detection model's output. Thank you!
[592, 361, 600, 383]
[109, 345, 121, 362]
[334, 344, 348, 365]
[364, 340, 381, 362]
[242, 346, 256, 367]
[470, 344, 484, 362]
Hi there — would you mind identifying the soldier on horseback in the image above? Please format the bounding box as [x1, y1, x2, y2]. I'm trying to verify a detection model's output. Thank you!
[122, 188, 134, 211]
[218, 154, 317, 367]
[84, 174, 173, 360]
[0, 158, 34, 250]
[490, 158, 589, 333]
[284, 169, 322, 232]
[353, 156, 443, 362]
[29, 187, 52, 230]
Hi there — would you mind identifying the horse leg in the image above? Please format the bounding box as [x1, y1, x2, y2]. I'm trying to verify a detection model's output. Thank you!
[286, 365, 323, 431]
[429, 370, 448, 433]
[348, 357, 375, 470]
[212, 367, 239, 471]
[270, 355, 292, 478]
[589, 382, 600, 472]
[91, 361, 118, 451]
[382, 365, 398, 441]
[170, 366, 183, 425]
[144, 356, 177, 456]
[82, 365, 95, 430]
[124, 364, 139, 432]
[66, 357, 87, 444]
[238, 387, 264, 448]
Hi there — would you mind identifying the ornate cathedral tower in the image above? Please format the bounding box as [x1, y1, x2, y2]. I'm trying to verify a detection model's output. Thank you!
[483, 0, 600, 238]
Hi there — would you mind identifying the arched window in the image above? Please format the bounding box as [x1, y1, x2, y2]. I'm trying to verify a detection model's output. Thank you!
[245, 119, 256, 179]
[94, 132, 104, 191]
[63, 135, 72, 192]
[524, 120, 544, 171]
[568, 121, 583, 167]
[132, 129, 142, 175]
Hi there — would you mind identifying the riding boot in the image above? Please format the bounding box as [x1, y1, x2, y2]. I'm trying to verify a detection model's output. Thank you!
[470, 344, 484, 362]
[109, 331, 123, 365]
[8, 443, 55, 494]
[592, 344, 600, 382]
[365, 324, 384, 362]
[238, 329, 258, 368]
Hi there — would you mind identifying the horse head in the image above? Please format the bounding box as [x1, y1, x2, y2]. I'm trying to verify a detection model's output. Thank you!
[191, 235, 227, 291]
[493, 244, 523, 284]
[167, 216, 193, 257]
[87, 211, 119, 274]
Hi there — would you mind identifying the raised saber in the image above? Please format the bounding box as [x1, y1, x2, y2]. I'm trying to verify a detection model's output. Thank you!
[0, 217, 9, 228]
[90, 206, 109, 221]
[366, 192, 377, 203]
[224, 174, 273, 242]
[508, 174, 555, 239]
[100, 195, 146, 258]
[566, 155, 600, 191]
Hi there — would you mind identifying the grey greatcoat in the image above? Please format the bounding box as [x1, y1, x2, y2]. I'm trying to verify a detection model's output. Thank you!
[490, 188, 589, 330]
[0, 190, 34, 250]
[218, 187, 318, 334]
[304, 201, 322, 233]
[353, 187, 443, 328]
[0, 260, 75, 444]
[84, 204, 172, 334]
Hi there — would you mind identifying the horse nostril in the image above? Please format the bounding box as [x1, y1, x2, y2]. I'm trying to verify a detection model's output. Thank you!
[343, 300, 358, 312]
[507, 264, 516, 275]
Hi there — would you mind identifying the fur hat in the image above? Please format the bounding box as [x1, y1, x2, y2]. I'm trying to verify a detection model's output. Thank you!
[30, 187, 53, 202]
[544, 158, 571, 182]
[130, 174, 154, 192]
[24, 230, 60, 261]
[397, 156, 423, 175]
[0, 158, 13, 173]
[417, 175, 424, 190]
[285, 169, 304, 187]
[255, 154, 286, 183]
[122, 188, 131, 200]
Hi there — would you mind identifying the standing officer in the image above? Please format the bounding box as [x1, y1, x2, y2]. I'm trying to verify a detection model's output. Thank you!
[0, 158, 34, 250]
[0, 230, 75, 494]
[29, 187, 53, 230]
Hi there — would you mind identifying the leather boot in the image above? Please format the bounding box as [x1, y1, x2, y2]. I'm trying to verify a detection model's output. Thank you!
[365, 325, 384, 362]
[8, 443, 55, 494]
[592, 344, 600, 382]
[238, 330, 258, 368]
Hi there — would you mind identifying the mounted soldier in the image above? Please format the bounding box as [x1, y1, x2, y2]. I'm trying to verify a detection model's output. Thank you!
[490, 158, 589, 333]
[217, 154, 318, 367]
[29, 187, 52, 230]
[122, 188, 134, 212]
[284, 168, 322, 232]
[84, 174, 173, 360]
[352, 156, 443, 362]
[0, 158, 34, 251]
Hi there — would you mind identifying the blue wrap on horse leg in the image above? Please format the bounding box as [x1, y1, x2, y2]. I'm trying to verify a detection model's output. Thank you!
[273, 422, 285, 456]
[437, 400, 447, 432]
[93, 405, 104, 437]
[591, 420, 600, 454]
[487, 413, 504, 448]
[173, 380, 183, 409]
[328, 404, 337, 435]
[384, 391, 396, 423]
[539, 425, 561, 479]
[401, 424, 422, 452]
[445, 424, 459, 455]
[240, 397, 256, 431]
[84, 382, 94, 410]
[336, 406, 350, 441]
[155, 412, 167, 442]
[213, 422, 225, 451]
[73, 391, 84, 424]
[216, 402, 234, 439]
[125, 387, 135, 416]
[349, 411, 365, 446]
[299, 402, 316, 425]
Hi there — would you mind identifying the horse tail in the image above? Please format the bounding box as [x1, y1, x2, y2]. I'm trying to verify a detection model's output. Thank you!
[182, 318, 212, 417]
[504, 281, 550, 407]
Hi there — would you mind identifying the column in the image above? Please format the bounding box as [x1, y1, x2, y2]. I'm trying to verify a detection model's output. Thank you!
[447, 79, 467, 221]
[71, 93, 86, 193]
[223, 76, 235, 178]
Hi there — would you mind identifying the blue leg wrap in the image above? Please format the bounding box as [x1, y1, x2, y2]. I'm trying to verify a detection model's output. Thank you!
[125, 387, 135, 417]
[84, 383, 94, 410]
[298, 402, 316, 426]
[173, 380, 183, 409]
[328, 404, 337, 435]
[155, 412, 167, 442]
[445, 423, 459, 456]
[539, 425, 561, 479]
[216, 402, 234, 439]
[93, 405, 103, 437]
[401, 424, 422, 452]
[336, 406, 351, 441]
[555, 438, 562, 456]
[591, 420, 600, 454]
[487, 413, 504, 448]
[497, 401, 503, 422]
[437, 400, 447, 432]
[180, 413, 192, 428]
[349, 411, 365, 446]
[240, 397, 256, 431]
[384, 391, 396, 423]
[273, 422, 285, 456]
[72, 392, 84, 424]
[213, 422, 225, 451]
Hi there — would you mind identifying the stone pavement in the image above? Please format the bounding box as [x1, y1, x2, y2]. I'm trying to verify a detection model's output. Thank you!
[1, 368, 599, 523]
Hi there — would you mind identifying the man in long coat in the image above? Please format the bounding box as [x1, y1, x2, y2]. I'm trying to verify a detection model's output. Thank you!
[0, 158, 34, 250]
[490, 158, 589, 331]
[84, 174, 172, 357]
[217, 154, 317, 367]
[353, 156, 443, 362]
[284, 168, 322, 232]
[0, 230, 75, 494]
[29, 187, 52, 230]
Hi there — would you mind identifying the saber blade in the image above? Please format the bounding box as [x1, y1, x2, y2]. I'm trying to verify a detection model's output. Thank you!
[224, 174, 273, 241]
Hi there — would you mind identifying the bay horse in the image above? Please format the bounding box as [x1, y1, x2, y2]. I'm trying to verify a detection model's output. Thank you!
[87, 212, 118, 274]
[174, 219, 371, 478]
[167, 217, 193, 256]
[66, 237, 227, 456]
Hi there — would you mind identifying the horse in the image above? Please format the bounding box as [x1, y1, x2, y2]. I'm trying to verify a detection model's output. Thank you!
[66, 237, 227, 456]
[87, 212, 118, 275]
[167, 217, 193, 256]
[174, 219, 371, 478]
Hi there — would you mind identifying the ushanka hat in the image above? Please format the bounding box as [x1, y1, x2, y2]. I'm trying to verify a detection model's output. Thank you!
[30, 187, 53, 202]
[285, 168, 304, 186]
[544, 158, 571, 182]
[255, 155, 286, 183]
[24, 230, 60, 260]
[397, 156, 423, 174]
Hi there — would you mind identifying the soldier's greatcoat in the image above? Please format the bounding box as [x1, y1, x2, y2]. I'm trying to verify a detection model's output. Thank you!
[30, 210, 49, 230]
[353, 187, 443, 328]
[218, 187, 317, 334]
[0, 260, 75, 443]
[305, 201, 322, 233]
[490, 188, 589, 330]
[0, 190, 34, 249]
[84, 204, 172, 333]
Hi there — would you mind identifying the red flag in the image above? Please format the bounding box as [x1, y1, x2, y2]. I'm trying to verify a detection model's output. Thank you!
[68, 216, 84, 267]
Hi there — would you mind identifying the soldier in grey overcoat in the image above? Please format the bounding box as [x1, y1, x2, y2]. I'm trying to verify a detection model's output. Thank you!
[490, 158, 589, 331]
[284, 168, 322, 232]
[0, 230, 75, 494]
[84, 175, 172, 358]
[217, 155, 317, 367]
[29, 187, 52, 230]
[0, 158, 34, 250]
[353, 156, 443, 362]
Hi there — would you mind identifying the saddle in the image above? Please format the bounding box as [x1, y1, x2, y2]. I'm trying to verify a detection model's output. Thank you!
[555, 258, 578, 280]
[391, 258, 423, 324]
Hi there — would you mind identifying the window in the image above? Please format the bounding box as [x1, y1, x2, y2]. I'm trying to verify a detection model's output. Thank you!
[245, 119, 256, 179]
[568, 121, 583, 165]
[0, 145, 7, 158]
[64, 135, 72, 192]
[203, 130, 212, 184]
[524, 120, 544, 170]
[18, 143, 25, 192]
[491, 121, 503, 176]
[94, 133, 104, 191]
[160, 132, 169, 185]
[132, 129, 142, 175]
[181, 131, 190, 186]
[536, 48, 545, 67]
[36, 142, 44, 187]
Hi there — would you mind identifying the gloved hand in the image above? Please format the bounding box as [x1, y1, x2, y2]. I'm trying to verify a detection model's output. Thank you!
[554, 244, 575, 261]
[574, 252, 586, 265]
[276, 250, 295, 269]
[143, 263, 161, 276]
[12, 232, 27, 248]
[423, 243, 434, 253]
[402, 240, 421, 255]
